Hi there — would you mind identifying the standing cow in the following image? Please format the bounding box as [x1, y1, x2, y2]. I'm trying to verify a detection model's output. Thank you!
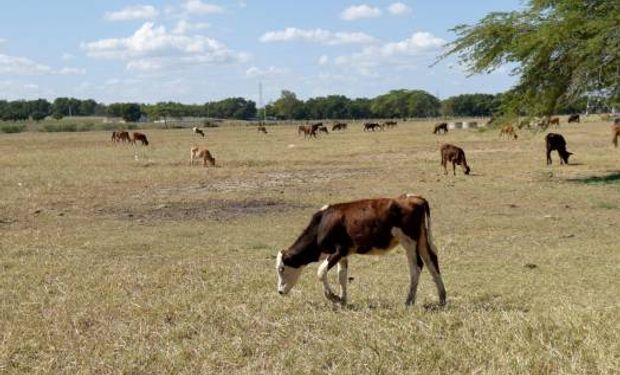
[276, 194, 446, 306]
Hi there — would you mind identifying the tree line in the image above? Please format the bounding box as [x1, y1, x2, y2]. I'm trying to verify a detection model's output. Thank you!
[0, 89, 586, 123]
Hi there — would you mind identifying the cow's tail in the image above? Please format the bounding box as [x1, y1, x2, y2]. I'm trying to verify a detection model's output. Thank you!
[422, 199, 440, 274]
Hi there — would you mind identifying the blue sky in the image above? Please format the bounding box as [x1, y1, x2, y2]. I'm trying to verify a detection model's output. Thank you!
[0, 1, 524, 104]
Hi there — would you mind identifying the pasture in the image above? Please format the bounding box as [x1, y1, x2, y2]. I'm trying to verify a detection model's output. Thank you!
[0, 120, 618, 374]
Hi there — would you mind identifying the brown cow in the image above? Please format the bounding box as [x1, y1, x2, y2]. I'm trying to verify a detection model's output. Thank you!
[384, 120, 397, 128]
[567, 114, 580, 124]
[433, 122, 448, 135]
[332, 122, 347, 131]
[364, 122, 382, 131]
[549, 117, 560, 127]
[612, 124, 620, 148]
[499, 124, 518, 140]
[545, 133, 572, 165]
[132, 132, 149, 146]
[317, 125, 329, 135]
[276, 194, 446, 306]
[189, 146, 216, 167]
[440, 144, 470, 175]
[257, 125, 268, 134]
[112, 130, 131, 143]
[298, 124, 319, 138]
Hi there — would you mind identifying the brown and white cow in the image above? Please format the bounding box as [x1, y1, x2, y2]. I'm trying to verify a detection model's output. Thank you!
[112, 130, 131, 143]
[276, 194, 446, 306]
[433, 122, 448, 135]
[257, 125, 268, 134]
[132, 132, 149, 146]
[440, 144, 470, 175]
[189, 146, 216, 167]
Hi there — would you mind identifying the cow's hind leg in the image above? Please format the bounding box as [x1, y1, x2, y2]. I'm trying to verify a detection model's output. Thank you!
[418, 234, 447, 306]
[393, 229, 421, 306]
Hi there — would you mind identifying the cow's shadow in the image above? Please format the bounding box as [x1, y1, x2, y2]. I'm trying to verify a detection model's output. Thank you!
[567, 170, 620, 184]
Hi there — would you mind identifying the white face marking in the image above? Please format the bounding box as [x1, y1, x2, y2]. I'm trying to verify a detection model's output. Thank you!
[320, 204, 329, 211]
[276, 251, 303, 295]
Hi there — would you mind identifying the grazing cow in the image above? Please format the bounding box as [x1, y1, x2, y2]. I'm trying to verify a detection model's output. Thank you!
[318, 125, 329, 135]
[276, 194, 446, 306]
[132, 132, 149, 146]
[364, 122, 382, 131]
[298, 124, 321, 138]
[567, 114, 580, 123]
[189, 146, 216, 167]
[384, 120, 397, 128]
[332, 122, 347, 131]
[612, 124, 620, 147]
[549, 117, 560, 127]
[257, 125, 268, 134]
[499, 124, 518, 140]
[112, 130, 131, 143]
[433, 122, 448, 135]
[192, 127, 205, 137]
[440, 144, 471, 175]
[545, 133, 572, 165]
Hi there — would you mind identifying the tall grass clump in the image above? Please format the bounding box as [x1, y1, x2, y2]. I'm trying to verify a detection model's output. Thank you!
[0, 124, 27, 133]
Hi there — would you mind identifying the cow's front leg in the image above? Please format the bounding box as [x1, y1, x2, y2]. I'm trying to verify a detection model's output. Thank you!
[317, 253, 342, 303]
[337, 258, 348, 305]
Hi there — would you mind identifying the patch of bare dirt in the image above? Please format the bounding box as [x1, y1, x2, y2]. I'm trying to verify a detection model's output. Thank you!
[97, 198, 307, 222]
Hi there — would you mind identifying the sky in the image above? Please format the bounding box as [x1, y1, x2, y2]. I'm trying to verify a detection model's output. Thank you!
[0, 0, 525, 104]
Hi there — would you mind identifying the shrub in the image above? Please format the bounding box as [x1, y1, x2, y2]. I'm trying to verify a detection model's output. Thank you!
[0, 124, 27, 133]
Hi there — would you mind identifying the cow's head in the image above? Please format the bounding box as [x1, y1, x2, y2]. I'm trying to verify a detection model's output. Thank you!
[464, 166, 471, 175]
[560, 151, 573, 164]
[276, 250, 303, 295]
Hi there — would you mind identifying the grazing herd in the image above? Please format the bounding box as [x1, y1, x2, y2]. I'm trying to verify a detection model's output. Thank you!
[111, 130, 149, 145]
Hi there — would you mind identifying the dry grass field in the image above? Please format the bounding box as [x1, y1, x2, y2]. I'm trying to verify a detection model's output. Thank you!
[0, 119, 618, 374]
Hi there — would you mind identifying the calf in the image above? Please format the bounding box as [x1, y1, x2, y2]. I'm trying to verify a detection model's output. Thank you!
[549, 117, 560, 127]
[433, 122, 448, 135]
[132, 132, 149, 146]
[499, 124, 518, 139]
[112, 130, 131, 143]
[276, 194, 446, 306]
[257, 125, 268, 134]
[545, 133, 572, 165]
[192, 127, 205, 137]
[189, 146, 216, 167]
[567, 114, 580, 123]
[612, 124, 620, 147]
[440, 144, 470, 175]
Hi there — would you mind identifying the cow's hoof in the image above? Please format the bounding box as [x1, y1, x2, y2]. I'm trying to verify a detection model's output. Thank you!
[325, 292, 341, 303]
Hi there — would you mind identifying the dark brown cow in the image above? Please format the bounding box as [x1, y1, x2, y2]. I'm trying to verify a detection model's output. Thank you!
[132, 132, 149, 146]
[332, 122, 347, 131]
[189, 146, 216, 167]
[317, 125, 329, 135]
[276, 194, 446, 306]
[257, 125, 268, 134]
[433, 122, 448, 135]
[545, 133, 572, 165]
[567, 114, 580, 123]
[440, 144, 470, 175]
[364, 122, 382, 131]
[612, 124, 620, 148]
[499, 124, 518, 139]
[192, 127, 205, 137]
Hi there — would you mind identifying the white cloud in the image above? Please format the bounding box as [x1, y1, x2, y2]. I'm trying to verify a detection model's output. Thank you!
[245, 65, 287, 78]
[318, 55, 329, 65]
[104, 5, 159, 22]
[0, 54, 51, 74]
[387, 2, 411, 16]
[57, 67, 86, 75]
[82, 22, 247, 72]
[331, 32, 445, 71]
[182, 0, 224, 15]
[340, 5, 382, 21]
[259, 28, 377, 45]
[0, 38, 6, 45]
[61, 53, 74, 61]
[173, 20, 210, 35]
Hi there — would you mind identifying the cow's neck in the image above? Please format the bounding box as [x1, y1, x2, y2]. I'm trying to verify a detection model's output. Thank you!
[283, 239, 321, 268]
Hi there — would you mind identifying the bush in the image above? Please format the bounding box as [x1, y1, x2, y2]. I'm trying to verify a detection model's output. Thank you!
[0, 124, 27, 133]
[42, 123, 77, 132]
[78, 123, 95, 132]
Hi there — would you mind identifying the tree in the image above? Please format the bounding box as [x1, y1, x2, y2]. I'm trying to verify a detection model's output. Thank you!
[442, 0, 620, 118]
[272, 90, 305, 120]
[441, 93, 502, 117]
[371, 90, 441, 118]
[121, 103, 142, 122]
